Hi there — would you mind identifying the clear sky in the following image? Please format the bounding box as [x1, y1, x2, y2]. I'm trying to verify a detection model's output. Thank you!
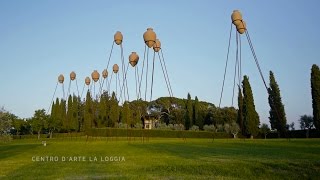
[0, 1, 319, 128]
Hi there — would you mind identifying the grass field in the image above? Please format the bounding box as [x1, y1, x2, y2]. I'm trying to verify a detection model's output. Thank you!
[1, 137, 320, 179]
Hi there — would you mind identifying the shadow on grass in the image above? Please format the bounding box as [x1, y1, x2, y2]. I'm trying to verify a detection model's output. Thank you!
[128, 139, 320, 160]
[0, 144, 40, 160]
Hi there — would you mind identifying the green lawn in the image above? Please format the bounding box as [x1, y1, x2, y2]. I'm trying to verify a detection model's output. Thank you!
[1, 137, 320, 179]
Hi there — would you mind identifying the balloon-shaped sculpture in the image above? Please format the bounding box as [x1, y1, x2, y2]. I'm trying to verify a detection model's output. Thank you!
[70, 71, 76, 81]
[236, 20, 247, 34]
[113, 64, 119, 73]
[85, 77, 91, 85]
[129, 52, 139, 67]
[114, 31, 123, 45]
[58, 74, 64, 84]
[231, 10, 243, 26]
[153, 39, 161, 52]
[143, 28, 157, 48]
[102, 69, 108, 79]
[91, 70, 100, 82]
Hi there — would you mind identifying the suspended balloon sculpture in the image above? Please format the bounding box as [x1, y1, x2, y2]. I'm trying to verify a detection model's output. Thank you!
[137, 28, 173, 102]
[219, 10, 269, 108]
[47, 74, 65, 113]
[118, 51, 141, 102]
[81, 76, 91, 99]
[104, 31, 129, 102]
[48, 29, 174, 119]
[107, 64, 122, 98]
[100, 69, 108, 93]
[66, 71, 80, 100]
[91, 70, 100, 99]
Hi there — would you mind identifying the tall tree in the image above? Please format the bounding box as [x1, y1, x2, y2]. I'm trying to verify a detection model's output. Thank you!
[31, 109, 48, 139]
[184, 93, 193, 130]
[260, 123, 271, 139]
[66, 95, 73, 131]
[60, 99, 67, 132]
[242, 76, 260, 138]
[84, 91, 93, 132]
[193, 96, 202, 128]
[48, 101, 60, 138]
[0, 107, 12, 136]
[71, 95, 79, 131]
[122, 102, 132, 127]
[299, 114, 314, 138]
[237, 86, 244, 135]
[98, 93, 107, 128]
[311, 64, 320, 130]
[268, 71, 287, 137]
[109, 92, 119, 127]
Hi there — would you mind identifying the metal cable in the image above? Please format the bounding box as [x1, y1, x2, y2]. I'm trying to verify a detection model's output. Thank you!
[245, 29, 268, 90]
[150, 51, 156, 102]
[75, 79, 80, 98]
[80, 83, 85, 100]
[158, 52, 172, 97]
[138, 45, 147, 99]
[232, 30, 239, 106]
[66, 79, 71, 100]
[119, 63, 129, 103]
[108, 72, 114, 94]
[106, 42, 115, 71]
[145, 48, 149, 101]
[62, 84, 65, 100]
[120, 44, 127, 100]
[219, 23, 233, 108]
[160, 49, 173, 97]
[47, 82, 58, 114]
[135, 67, 139, 99]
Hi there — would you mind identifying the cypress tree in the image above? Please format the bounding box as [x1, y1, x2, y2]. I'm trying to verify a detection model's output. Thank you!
[109, 92, 119, 127]
[60, 99, 67, 131]
[66, 95, 73, 131]
[185, 93, 193, 130]
[71, 95, 79, 131]
[98, 93, 107, 128]
[54, 98, 62, 132]
[237, 86, 244, 135]
[194, 96, 202, 129]
[84, 91, 93, 132]
[51, 101, 56, 121]
[311, 64, 320, 130]
[242, 76, 260, 138]
[122, 102, 132, 127]
[268, 71, 287, 137]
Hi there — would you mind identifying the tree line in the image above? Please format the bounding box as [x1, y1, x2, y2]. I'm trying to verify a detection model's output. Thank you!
[1, 64, 320, 139]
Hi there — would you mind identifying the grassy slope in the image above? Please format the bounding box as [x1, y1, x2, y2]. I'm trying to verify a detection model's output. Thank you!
[1, 138, 320, 179]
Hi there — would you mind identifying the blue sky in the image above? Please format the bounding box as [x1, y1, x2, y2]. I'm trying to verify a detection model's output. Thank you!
[0, 1, 319, 128]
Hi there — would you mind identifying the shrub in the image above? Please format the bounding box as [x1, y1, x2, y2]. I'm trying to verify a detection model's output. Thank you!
[174, 124, 184, 131]
[203, 125, 216, 132]
[190, 125, 199, 131]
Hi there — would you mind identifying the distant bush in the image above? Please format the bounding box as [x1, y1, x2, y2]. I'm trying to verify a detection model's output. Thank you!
[174, 124, 184, 131]
[190, 125, 199, 131]
[203, 125, 216, 132]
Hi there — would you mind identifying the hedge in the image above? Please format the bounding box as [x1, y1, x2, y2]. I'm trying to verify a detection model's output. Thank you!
[267, 129, 320, 138]
[86, 128, 232, 139]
